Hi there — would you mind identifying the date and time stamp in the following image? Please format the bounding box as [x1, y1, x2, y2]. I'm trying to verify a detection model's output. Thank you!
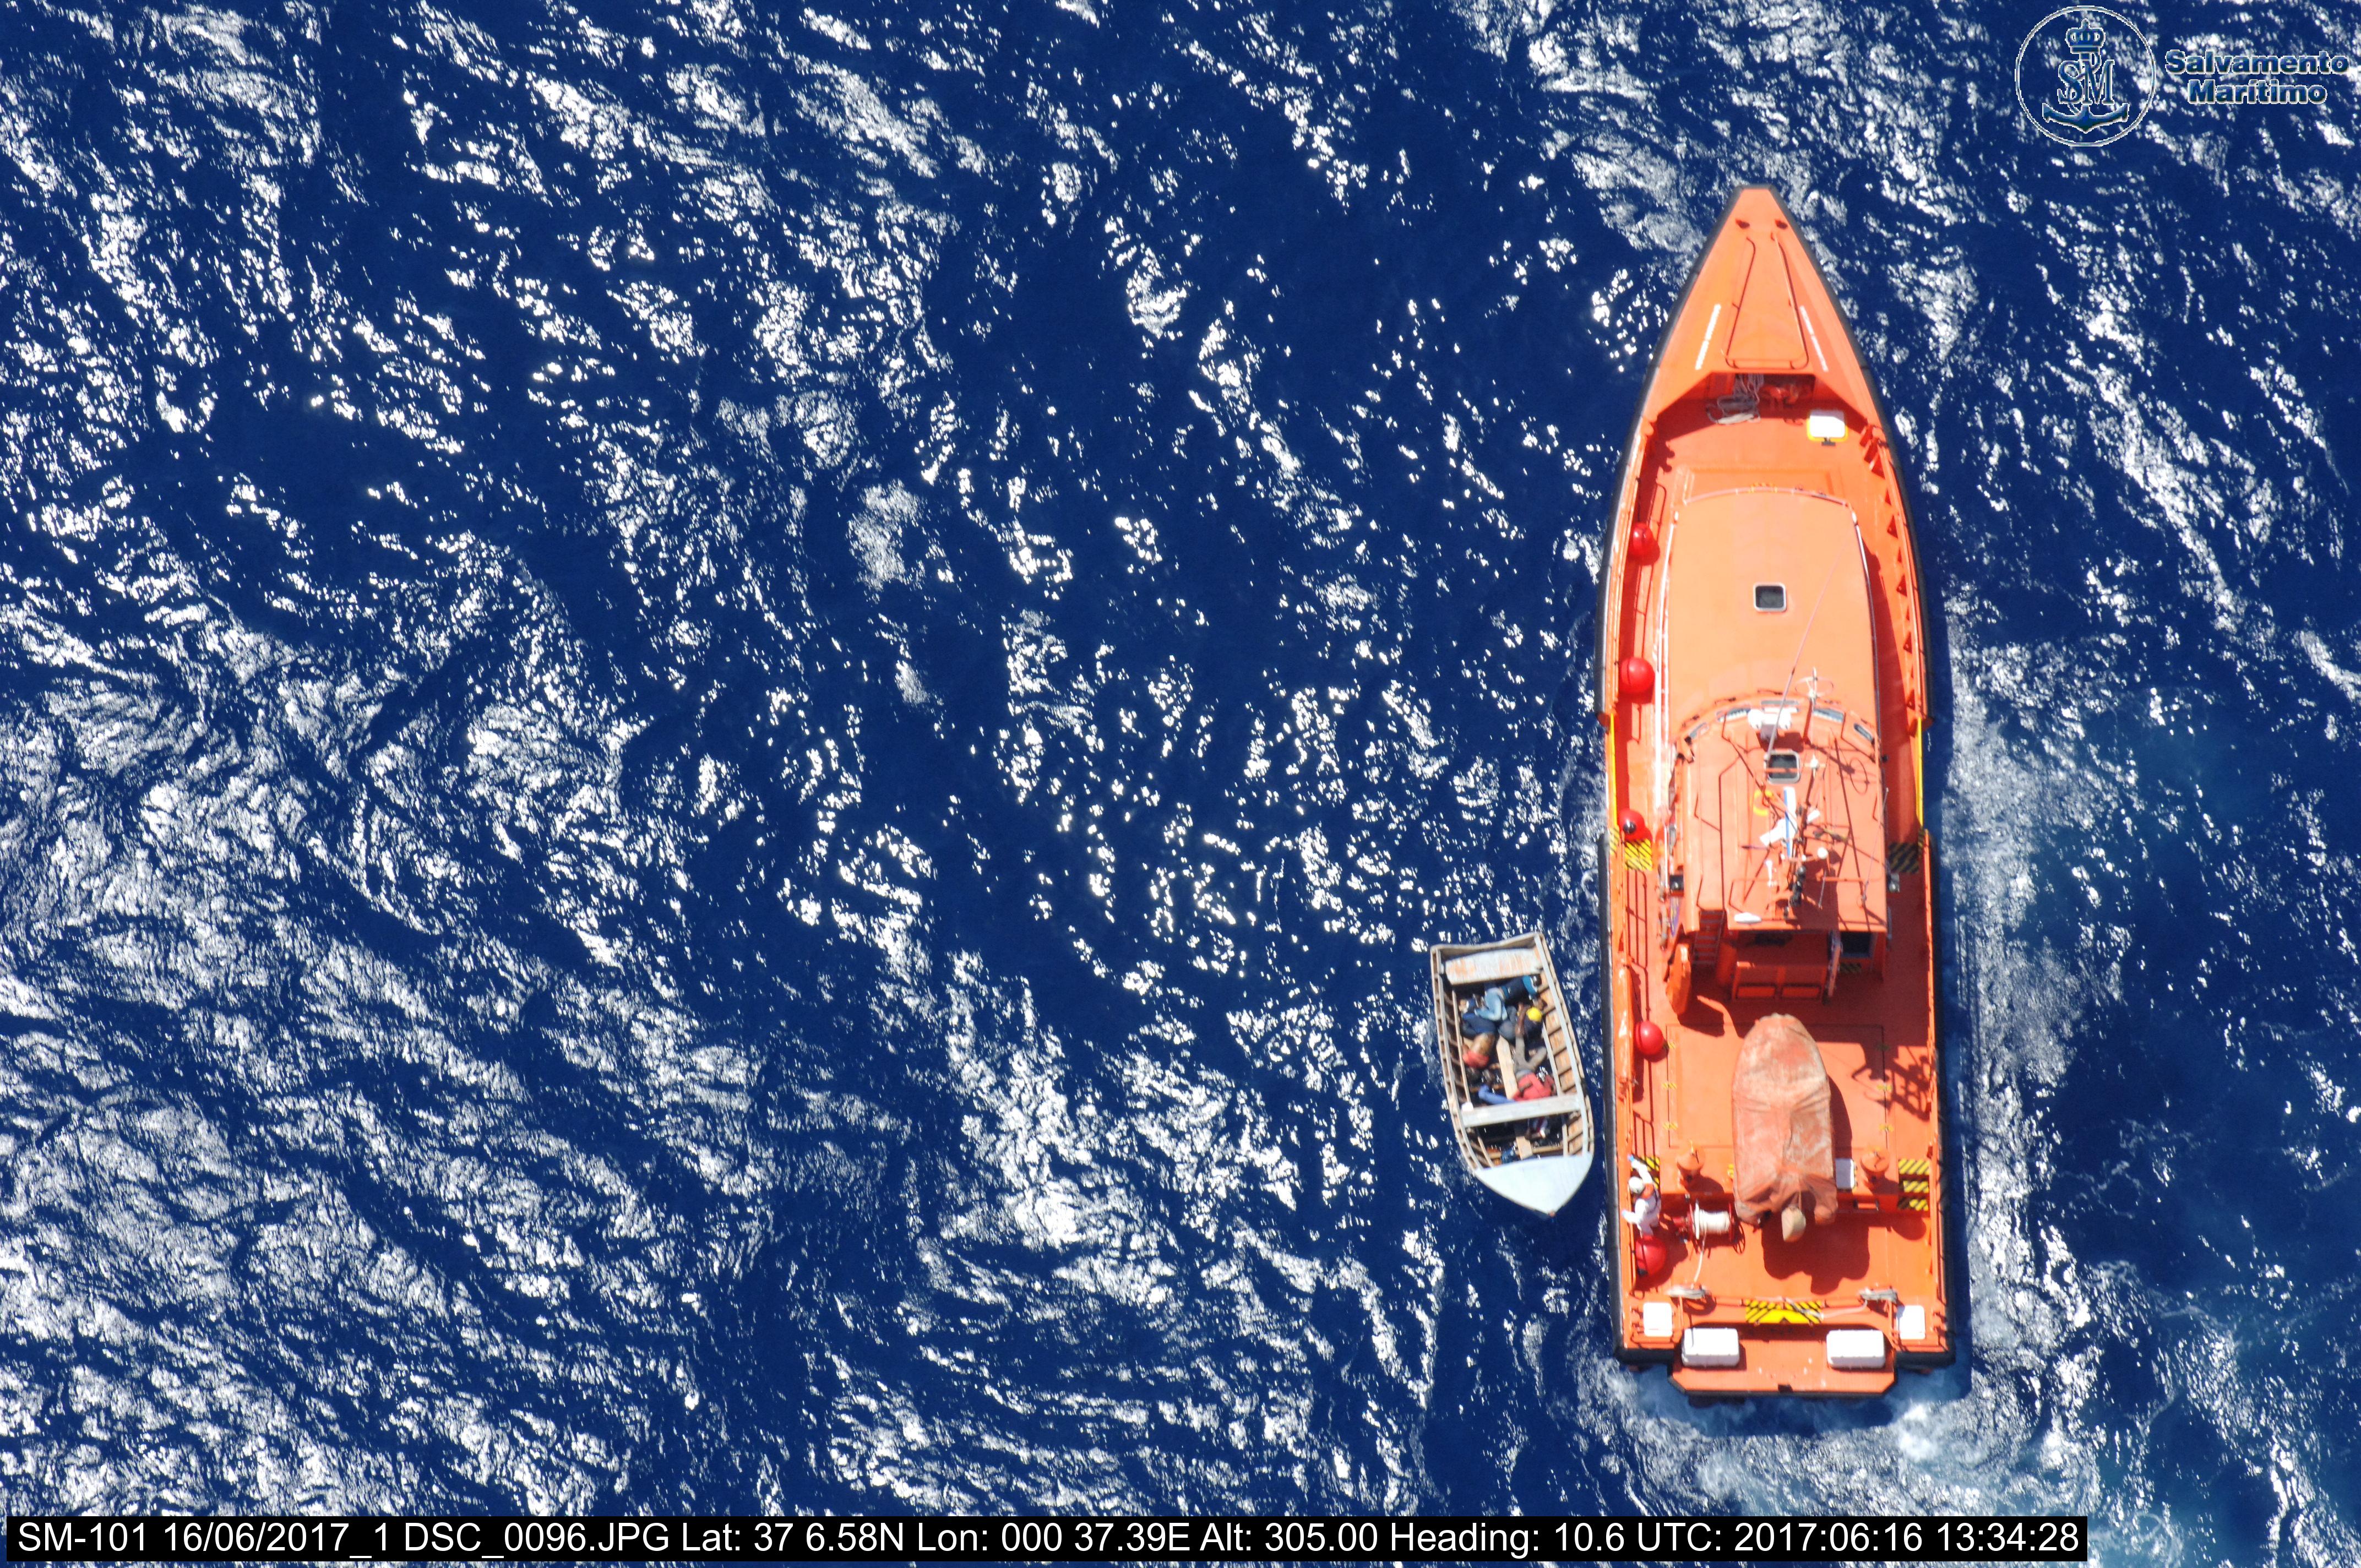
[13, 1512, 2086, 1563]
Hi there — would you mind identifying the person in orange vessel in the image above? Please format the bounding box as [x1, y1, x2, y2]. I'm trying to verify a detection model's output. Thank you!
[1620, 1156, 1662, 1235]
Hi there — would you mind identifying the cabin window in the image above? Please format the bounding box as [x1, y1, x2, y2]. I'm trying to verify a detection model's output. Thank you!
[1841, 930, 1875, 958]
[1754, 583, 1787, 612]
[1765, 749, 1800, 782]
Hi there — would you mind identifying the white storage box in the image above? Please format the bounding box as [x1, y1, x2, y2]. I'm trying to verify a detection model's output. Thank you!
[1641, 1300, 1674, 1340]
[1898, 1304, 1929, 1343]
[1682, 1326, 1742, 1369]
[1826, 1327, 1889, 1371]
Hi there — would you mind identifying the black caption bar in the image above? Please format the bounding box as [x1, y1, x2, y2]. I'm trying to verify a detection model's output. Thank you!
[10, 1513, 2086, 1563]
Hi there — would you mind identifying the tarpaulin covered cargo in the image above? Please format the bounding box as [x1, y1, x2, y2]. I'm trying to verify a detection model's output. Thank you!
[1731, 1013, 1840, 1228]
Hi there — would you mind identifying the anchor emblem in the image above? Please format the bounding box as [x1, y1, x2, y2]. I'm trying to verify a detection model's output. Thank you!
[2042, 18, 2130, 137]
[2016, 7, 2154, 148]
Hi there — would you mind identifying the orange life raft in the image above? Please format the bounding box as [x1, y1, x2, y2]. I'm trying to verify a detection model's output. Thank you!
[1599, 188, 1953, 1396]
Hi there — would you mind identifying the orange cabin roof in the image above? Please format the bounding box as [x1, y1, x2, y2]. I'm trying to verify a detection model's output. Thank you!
[1658, 486, 1888, 939]
[1660, 488, 1876, 726]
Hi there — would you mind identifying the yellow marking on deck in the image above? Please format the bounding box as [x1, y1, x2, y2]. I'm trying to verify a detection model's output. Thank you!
[1743, 1297, 1824, 1326]
[1623, 839, 1655, 870]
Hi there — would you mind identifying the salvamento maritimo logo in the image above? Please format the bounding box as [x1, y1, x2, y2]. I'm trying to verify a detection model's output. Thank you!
[2016, 7, 2158, 146]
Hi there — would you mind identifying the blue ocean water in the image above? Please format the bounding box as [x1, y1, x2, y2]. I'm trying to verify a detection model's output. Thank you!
[1, 0, 2357, 1556]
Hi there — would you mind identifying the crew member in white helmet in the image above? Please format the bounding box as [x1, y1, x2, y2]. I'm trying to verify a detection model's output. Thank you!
[1620, 1155, 1662, 1235]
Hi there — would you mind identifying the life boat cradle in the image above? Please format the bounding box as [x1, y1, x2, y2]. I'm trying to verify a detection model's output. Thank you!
[1598, 188, 1953, 1397]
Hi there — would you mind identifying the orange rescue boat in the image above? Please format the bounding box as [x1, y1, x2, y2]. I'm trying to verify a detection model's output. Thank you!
[1598, 188, 1952, 1396]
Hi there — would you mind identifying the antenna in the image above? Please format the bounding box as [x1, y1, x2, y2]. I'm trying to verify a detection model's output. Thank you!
[1770, 554, 1842, 746]
[1761, 554, 1842, 913]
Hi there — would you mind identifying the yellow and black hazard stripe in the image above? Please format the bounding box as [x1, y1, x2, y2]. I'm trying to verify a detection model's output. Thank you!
[1623, 837, 1655, 870]
[1886, 837, 1923, 876]
[1743, 1297, 1824, 1326]
[1896, 1158, 1932, 1213]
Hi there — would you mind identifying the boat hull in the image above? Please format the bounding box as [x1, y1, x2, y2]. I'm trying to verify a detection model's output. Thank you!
[1429, 932, 1596, 1217]
[1474, 1152, 1595, 1215]
[1598, 189, 1952, 1396]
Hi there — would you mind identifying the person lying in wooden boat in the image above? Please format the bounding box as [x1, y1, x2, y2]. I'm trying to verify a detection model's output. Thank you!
[1456, 974, 1537, 1059]
[1425, 935, 1596, 1213]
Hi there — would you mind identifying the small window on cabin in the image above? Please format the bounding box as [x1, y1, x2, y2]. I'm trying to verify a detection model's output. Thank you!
[1754, 583, 1787, 612]
[1765, 750, 1800, 782]
[1840, 930, 1875, 959]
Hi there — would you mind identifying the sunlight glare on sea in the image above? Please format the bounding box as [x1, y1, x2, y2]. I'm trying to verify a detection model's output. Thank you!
[0, 0, 2357, 1558]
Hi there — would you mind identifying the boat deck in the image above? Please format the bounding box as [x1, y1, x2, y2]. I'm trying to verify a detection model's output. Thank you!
[1614, 831, 1939, 1394]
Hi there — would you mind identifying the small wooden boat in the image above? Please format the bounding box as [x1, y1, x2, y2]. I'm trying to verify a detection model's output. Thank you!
[1598, 188, 1954, 1395]
[1428, 932, 1595, 1214]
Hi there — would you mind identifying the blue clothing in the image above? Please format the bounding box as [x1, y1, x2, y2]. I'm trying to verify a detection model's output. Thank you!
[1462, 978, 1538, 1027]
[1459, 986, 1508, 1037]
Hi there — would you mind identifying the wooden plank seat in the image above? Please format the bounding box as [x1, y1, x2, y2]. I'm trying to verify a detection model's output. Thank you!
[1459, 1093, 1587, 1129]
